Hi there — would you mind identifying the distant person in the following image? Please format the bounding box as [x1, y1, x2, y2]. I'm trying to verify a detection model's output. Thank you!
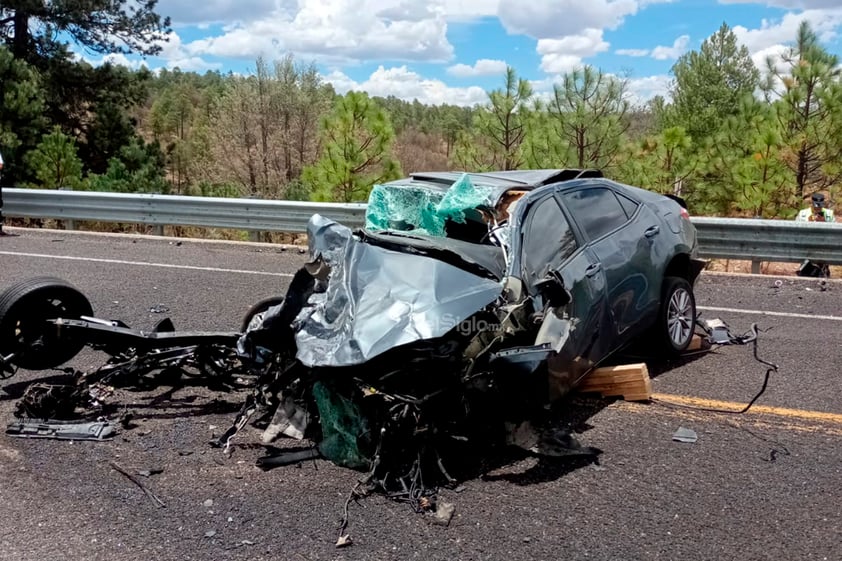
[796, 192, 835, 222]
[795, 192, 834, 277]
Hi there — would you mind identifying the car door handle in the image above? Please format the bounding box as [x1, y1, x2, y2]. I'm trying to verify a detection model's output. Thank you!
[586, 263, 602, 277]
[645, 225, 660, 238]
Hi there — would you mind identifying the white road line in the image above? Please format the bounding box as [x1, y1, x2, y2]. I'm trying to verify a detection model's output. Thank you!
[698, 306, 842, 322]
[0, 251, 294, 278]
[3, 250, 840, 321]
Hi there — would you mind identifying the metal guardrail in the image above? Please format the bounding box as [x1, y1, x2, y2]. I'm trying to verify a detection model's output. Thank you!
[3, 188, 842, 266]
[691, 217, 842, 265]
[1, 188, 368, 234]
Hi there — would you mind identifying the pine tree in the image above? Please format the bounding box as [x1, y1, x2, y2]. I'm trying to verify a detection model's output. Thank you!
[303, 92, 401, 202]
[762, 21, 842, 203]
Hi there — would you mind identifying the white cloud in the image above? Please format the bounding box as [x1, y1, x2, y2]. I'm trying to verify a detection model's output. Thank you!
[156, 0, 284, 26]
[750, 43, 791, 73]
[377, 1, 440, 22]
[183, 0, 455, 64]
[325, 66, 489, 106]
[440, 0, 500, 20]
[625, 74, 672, 105]
[732, 8, 842, 53]
[719, 0, 842, 9]
[616, 48, 650, 56]
[447, 58, 508, 77]
[536, 29, 610, 73]
[497, 0, 639, 39]
[650, 34, 690, 60]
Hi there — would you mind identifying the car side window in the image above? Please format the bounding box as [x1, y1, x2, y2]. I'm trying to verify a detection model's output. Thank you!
[615, 192, 639, 219]
[522, 197, 578, 283]
[561, 187, 629, 240]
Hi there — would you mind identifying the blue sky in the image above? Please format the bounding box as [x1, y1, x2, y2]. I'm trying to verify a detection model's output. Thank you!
[85, 0, 842, 106]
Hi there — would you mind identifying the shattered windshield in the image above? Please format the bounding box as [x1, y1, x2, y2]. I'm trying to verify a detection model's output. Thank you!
[365, 173, 497, 239]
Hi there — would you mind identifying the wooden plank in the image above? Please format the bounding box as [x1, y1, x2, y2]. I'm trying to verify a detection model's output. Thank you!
[577, 362, 651, 401]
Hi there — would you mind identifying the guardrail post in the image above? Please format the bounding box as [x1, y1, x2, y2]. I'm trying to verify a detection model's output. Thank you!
[751, 259, 761, 274]
[58, 186, 75, 230]
[249, 231, 261, 242]
[154, 225, 164, 236]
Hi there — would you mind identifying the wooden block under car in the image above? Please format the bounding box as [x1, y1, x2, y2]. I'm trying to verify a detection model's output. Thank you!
[686, 334, 709, 351]
[577, 363, 652, 402]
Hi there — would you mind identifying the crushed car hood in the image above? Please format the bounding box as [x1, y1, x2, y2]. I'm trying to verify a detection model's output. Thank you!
[292, 215, 503, 368]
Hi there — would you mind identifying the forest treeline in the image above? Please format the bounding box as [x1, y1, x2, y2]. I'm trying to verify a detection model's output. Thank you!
[1, 2, 840, 218]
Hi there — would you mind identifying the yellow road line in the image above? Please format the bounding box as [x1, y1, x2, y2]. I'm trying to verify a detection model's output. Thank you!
[650, 393, 842, 424]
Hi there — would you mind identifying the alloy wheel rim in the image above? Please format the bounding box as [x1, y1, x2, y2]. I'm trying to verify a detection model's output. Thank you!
[667, 288, 693, 346]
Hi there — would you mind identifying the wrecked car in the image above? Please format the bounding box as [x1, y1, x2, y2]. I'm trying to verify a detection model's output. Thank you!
[0, 169, 705, 502]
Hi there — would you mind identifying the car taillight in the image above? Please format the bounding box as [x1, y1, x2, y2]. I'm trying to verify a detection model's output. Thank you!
[680, 208, 690, 220]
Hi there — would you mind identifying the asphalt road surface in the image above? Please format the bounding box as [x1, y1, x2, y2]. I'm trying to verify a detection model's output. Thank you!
[0, 227, 840, 561]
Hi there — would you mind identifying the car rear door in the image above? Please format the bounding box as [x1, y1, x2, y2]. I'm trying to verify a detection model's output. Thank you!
[559, 184, 661, 342]
[517, 193, 613, 397]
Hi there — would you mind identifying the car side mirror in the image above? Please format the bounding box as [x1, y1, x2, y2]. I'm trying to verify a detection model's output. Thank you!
[535, 270, 570, 308]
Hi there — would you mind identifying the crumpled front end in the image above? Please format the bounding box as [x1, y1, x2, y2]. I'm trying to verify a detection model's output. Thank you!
[288, 214, 504, 368]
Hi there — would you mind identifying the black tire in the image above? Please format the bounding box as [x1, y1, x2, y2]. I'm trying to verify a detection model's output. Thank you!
[0, 277, 93, 370]
[240, 296, 285, 333]
[655, 276, 696, 354]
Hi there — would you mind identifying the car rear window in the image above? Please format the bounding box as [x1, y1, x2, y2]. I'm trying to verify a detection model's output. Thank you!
[561, 188, 629, 240]
[615, 192, 639, 219]
[523, 197, 578, 282]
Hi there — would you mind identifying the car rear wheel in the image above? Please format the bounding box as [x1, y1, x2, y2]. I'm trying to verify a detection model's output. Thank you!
[0, 277, 94, 370]
[656, 276, 696, 353]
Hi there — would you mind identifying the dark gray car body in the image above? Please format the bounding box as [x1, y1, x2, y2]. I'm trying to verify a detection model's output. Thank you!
[278, 169, 703, 402]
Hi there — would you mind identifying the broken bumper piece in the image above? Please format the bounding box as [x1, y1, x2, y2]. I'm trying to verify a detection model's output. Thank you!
[6, 418, 116, 441]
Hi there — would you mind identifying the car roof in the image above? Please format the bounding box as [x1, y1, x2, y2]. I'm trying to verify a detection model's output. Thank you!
[382, 169, 604, 201]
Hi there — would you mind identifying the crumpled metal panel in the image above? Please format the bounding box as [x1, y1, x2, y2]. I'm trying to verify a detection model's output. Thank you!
[293, 215, 503, 367]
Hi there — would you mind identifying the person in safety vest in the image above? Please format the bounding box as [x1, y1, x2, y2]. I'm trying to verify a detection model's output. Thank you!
[795, 192, 834, 277]
[796, 192, 835, 222]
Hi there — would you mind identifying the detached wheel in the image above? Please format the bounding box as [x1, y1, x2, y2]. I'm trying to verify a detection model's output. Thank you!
[656, 276, 696, 354]
[241, 296, 285, 332]
[0, 277, 93, 370]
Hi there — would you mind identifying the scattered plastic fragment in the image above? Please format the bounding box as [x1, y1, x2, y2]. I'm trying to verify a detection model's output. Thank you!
[335, 534, 353, 548]
[148, 304, 170, 313]
[433, 502, 455, 526]
[672, 427, 698, 443]
[6, 419, 116, 441]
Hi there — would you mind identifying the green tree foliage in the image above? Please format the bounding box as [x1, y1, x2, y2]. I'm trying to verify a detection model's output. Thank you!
[620, 126, 694, 196]
[454, 66, 532, 170]
[303, 92, 401, 202]
[87, 138, 169, 193]
[697, 97, 793, 216]
[24, 126, 83, 189]
[0, 44, 46, 183]
[762, 21, 842, 202]
[0, 1, 170, 63]
[1, 1, 167, 181]
[666, 23, 760, 142]
[525, 66, 630, 170]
